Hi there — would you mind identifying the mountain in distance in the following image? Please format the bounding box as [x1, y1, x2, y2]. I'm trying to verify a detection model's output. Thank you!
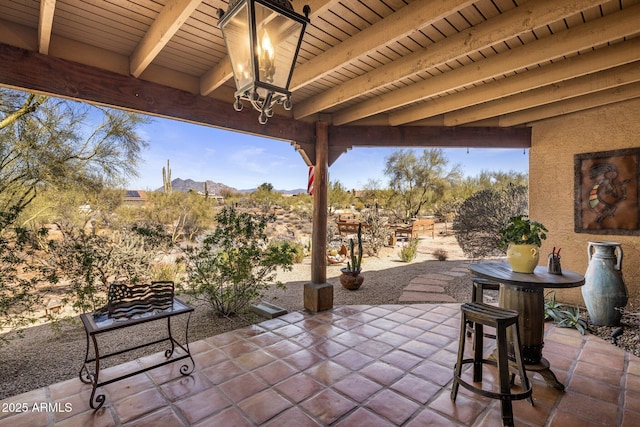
[156, 178, 306, 195]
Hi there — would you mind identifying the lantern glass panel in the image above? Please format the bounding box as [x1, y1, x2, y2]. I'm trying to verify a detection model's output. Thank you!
[220, 3, 253, 91]
[254, 2, 304, 89]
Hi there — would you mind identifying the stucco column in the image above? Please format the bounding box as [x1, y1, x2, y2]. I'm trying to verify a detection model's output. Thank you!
[304, 121, 333, 311]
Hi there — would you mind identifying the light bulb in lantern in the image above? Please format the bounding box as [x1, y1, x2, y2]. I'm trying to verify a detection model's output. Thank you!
[259, 29, 275, 82]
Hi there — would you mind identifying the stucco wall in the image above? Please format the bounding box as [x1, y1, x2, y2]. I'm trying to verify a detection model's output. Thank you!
[529, 98, 640, 308]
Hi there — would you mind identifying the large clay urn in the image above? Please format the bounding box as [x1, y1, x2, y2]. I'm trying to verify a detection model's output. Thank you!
[506, 243, 539, 273]
[582, 242, 627, 326]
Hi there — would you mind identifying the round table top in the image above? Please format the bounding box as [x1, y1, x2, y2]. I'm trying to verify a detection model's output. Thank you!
[469, 262, 585, 289]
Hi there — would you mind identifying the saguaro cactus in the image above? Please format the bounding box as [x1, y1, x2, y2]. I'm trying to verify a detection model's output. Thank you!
[162, 159, 172, 194]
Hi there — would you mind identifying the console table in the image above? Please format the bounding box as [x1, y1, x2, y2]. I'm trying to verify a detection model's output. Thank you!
[469, 262, 585, 391]
[78, 296, 194, 409]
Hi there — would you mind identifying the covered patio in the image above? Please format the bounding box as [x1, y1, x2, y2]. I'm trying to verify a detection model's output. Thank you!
[1, 303, 638, 426]
[2, 1, 640, 425]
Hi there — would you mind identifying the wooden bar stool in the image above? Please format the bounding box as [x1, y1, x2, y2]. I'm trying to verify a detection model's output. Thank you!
[466, 277, 501, 338]
[452, 302, 533, 427]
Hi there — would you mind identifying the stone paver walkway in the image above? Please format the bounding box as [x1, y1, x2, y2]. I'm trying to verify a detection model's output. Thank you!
[398, 264, 471, 303]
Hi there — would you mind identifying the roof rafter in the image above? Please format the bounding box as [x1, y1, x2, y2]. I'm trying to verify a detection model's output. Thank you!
[130, 0, 203, 78]
[38, 0, 55, 54]
[294, 0, 603, 119]
[332, 4, 640, 125]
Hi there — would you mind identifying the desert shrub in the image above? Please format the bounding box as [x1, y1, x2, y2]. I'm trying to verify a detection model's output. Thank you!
[181, 206, 295, 317]
[46, 223, 159, 313]
[433, 248, 448, 261]
[271, 240, 305, 263]
[361, 210, 390, 256]
[399, 237, 419, 262]
[453, 184, 528, 258]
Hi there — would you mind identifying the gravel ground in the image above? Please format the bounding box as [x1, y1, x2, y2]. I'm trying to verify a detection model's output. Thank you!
[1, 233, 637, 401]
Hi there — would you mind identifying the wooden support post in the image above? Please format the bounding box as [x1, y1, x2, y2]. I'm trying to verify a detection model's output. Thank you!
[304, 121, 333, 312]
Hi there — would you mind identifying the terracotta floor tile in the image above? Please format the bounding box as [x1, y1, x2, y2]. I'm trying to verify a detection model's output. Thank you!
[309, 340, 348, 358]
[331, 330, 370, 348]
[274, 373, 324, 403]
[103, 372, 155, 402]
[262, 407, 322, 427]
[283, 349, 324, 371]
[201, 359, 245, 385]
[406, 407, 465, 426]
[112, 388, 168, 423]
[173, 387, 231, 424]
[334, 407, 395, 427]
[365, 389, 421, 424]
[218, 372, 268, 403]
[360, 361, 405, 385]
[194, 407, 254, 427]
[52, 406, 115, 427]
[246, 362, 291, 388]
[353, 340, 394, 358]
[332, 373, 384, 403]
[237, 388, 293, 424]
[219, 340, 260, 358]
[1, 304, 632, 427]
[160, 371, 211, 402]
[556, 389, 619, 425]
[391, 374, 442, 404]
[299, 389, 357, 425]
[122, 407, 184, 426]
[233, 349, 276, 371]
[330, 350, 372, 374]
[306, 360, 352, 386]
[574, 360, 623, 386]
[192, 348, 228, 368]
[380, 349, 423, 370]
[398, 339, 439, 358]
[374, 331, 412, 347]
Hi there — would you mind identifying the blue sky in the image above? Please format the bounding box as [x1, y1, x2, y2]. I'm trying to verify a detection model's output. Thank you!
[129, 115, 529, 192]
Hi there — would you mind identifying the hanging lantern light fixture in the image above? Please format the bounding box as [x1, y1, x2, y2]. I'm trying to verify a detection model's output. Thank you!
[217, 0, 310, 124]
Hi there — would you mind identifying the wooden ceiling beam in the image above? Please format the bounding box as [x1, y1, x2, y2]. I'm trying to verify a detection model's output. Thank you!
[38, 0, 55, 55]
[130, 0, 203, 78]
[294, 0, 602, 119]
[325, 125, 531, 165]
[499, 81, 640, 127]
[444, 62, 640, 125]
[332, 4, 640, 125]
[0, 42, 316, 163]
[289, 0, 474, 91]
[390, 37, 640, 125]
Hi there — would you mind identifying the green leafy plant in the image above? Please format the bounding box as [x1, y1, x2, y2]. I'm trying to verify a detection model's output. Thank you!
[498, 214, 548, 249]
[399, 237, 419, 262]
[181, 206, 296, 317]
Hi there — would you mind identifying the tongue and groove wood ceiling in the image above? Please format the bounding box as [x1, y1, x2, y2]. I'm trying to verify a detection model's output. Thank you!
[0, 0, 639, 164]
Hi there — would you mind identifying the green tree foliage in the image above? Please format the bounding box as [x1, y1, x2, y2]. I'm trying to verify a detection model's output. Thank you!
[384, 149, 462, 222]
[181, 206, 296, 317]
[0, 89, 148, 335]
[0, 89, 149, 216]
[453, 185, 528, 258]
[252, 182, 282, 212]
[327, 180, 352, 214]
[0, 207, 50, 343]
[142, 191, 216, 243]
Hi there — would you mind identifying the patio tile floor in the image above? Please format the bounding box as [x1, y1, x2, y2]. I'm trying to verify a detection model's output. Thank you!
[1, 303, 639, 426]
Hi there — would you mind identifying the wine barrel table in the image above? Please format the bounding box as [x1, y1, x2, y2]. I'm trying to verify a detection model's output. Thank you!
[469, 262, 584, 391]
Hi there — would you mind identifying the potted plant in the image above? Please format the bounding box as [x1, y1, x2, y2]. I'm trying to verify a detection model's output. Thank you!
[340, 224, 364, 290]
[498, 215, 548, 273]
